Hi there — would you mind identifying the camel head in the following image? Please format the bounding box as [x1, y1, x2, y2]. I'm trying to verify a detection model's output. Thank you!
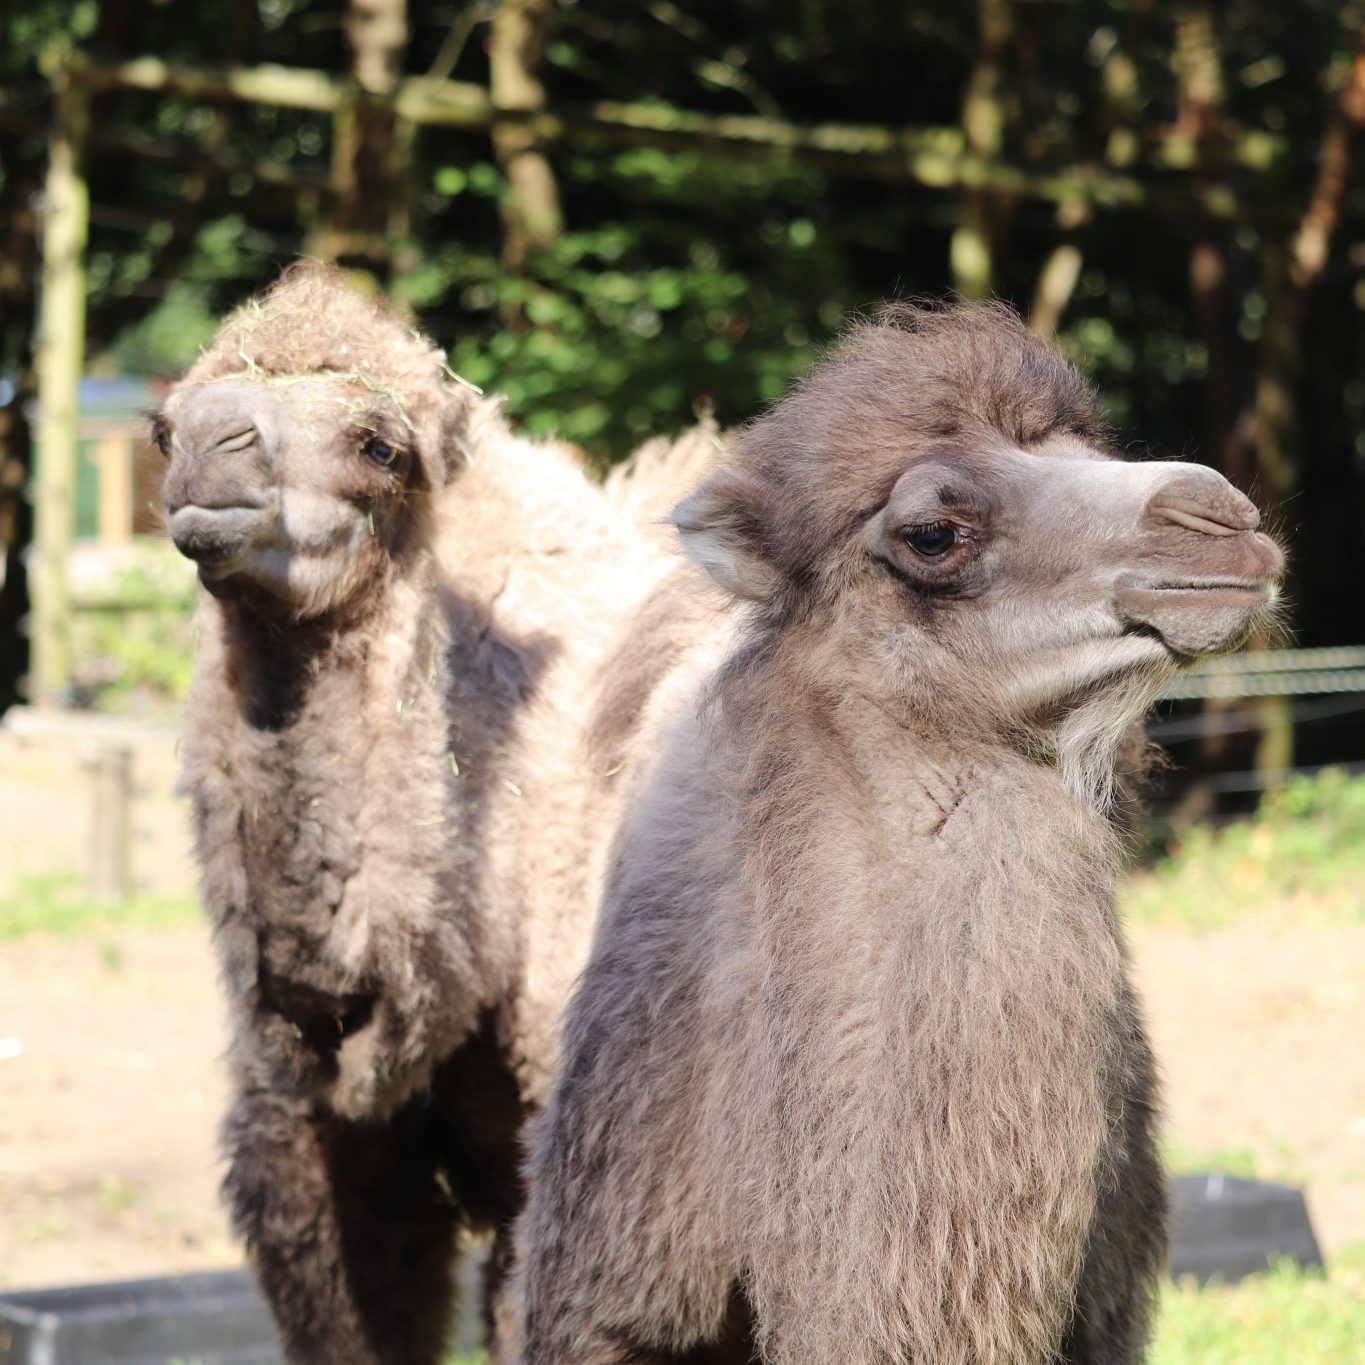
[673, 302, 1283, 795]
[155, 263, 472, 618]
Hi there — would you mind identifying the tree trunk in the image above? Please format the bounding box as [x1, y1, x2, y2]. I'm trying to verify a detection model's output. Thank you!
[1250, 36, 1365, 503]
[0, 166, 39, 710]
[1170, 3, 1265, 813]
[315, 0, 410, 279]
[952, 0, 1014, 298]
[1249, 39, 1365, 788]
[1029, 201, 1088, 338]
[490, 0, 562, 273]
[31, 67, 90, 708]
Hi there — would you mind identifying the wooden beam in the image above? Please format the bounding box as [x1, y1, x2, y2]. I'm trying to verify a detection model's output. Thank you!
[93, 435, 133, 545]
[88, 745, 133, 903]
[0, 111, 331, 193]
[72, 55, 438, 114]
[31, 63, 90, 707]
[313, 0, 411, 272]
[64, 54, 1287, 219]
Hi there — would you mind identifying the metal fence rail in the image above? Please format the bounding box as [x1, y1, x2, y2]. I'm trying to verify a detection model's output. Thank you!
[1160, 647, 1365, 700]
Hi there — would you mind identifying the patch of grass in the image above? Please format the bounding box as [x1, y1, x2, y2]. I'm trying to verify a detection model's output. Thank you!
[0, 870, 198, 939]
[96, 1174, 138, 1215]
[15, 1213, 72, 1245]
[1123, 768, 1365, 929]
[97, 937, 126, 972]
[1152, 1243, 1365, 1364]
[1160, 1138, 1312, 1191]
[1161, 1138, 1261, 1180]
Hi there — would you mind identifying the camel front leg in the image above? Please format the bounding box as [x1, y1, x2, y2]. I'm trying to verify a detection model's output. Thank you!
[223, 1074, 463, 1365]
[1060, 1023, 1166, 1364]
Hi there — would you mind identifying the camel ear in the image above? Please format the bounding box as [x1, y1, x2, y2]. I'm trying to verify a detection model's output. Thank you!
[419, 386, 474, 489]
[671, 469, 779, 601]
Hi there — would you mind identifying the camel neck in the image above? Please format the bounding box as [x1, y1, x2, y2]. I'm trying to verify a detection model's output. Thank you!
[181, 564, 489, 1115]
[211, 565, 441, 734]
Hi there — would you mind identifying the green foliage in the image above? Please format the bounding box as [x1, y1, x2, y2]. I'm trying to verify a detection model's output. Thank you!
[1152, 1244, 1365, 1365]
[429, 226, 829, 458]
[107, 217, 286, 377]
[0, 869, 196, 938]
[107, 281, 223, 377]
[69, 550, 197, 711]
[391, 148, 849, 459]
[1123, 769, 1365, 929]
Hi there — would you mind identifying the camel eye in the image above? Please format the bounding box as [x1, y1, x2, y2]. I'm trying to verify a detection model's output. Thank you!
[904, 522, 957, 557]
[362, 436, 400, 469]
[151, 422, 171, 458]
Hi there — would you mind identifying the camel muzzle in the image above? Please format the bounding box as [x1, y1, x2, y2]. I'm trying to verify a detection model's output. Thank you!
[1113, 533, 1283, 659]
[167, 502, 271, 567]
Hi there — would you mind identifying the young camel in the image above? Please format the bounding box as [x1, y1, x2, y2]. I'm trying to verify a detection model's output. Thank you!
[156, 264, 711, 1363]
[513, 303, 1284, 1365]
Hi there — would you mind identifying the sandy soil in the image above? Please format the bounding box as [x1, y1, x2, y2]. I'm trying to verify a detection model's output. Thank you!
[0, 731, 195, 901]
[1135, 918, 1365, 1255]
[0, 732, 1361, 1287]
[0, 928, 235, 1289]
[0, 916, 1360, 1291]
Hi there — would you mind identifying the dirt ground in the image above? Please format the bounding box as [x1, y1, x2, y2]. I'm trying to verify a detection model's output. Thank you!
[1, 734, 1362, 1289]
[0, 928, 235, 1289]
[1137, 918, 1365, 1253]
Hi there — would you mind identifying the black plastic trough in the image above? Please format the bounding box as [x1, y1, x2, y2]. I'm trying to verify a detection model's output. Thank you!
[0, 1268, 278, 1365]
[0, 1250, 486, 1365]
[1168, 1171, 1324, 1284]
[0, 1179, 1323, 1361]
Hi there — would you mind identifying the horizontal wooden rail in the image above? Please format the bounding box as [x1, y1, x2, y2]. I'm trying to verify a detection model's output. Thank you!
[0, 109, 331, 193]
[56, 55, 1288, 219]
[3, 704, 178, 746]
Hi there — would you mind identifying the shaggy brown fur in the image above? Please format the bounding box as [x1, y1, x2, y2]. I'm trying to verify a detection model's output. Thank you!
[511, 303, 1283, 1364]
[161, 264, 699, 1363]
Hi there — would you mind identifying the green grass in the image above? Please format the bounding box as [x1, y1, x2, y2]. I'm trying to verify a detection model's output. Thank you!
[1161, 1138, 1261, 1180]
[0, 869, 197, 939]
[70, 546, 198, 713]
[1123, 768, 1365, 930]
[1152, 1243, 1365, 1364]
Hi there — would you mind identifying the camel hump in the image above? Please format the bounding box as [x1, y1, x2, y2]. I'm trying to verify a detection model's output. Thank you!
[605, 414, 725, 524]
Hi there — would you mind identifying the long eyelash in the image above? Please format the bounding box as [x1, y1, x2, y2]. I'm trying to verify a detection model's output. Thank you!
[147, 410, 170, 453]
[904, 519, 976, 541]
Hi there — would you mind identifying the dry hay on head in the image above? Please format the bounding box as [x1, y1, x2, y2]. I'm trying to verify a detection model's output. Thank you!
[180, 260, 452, 415]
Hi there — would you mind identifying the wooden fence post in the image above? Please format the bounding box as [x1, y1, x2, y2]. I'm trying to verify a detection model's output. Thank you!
[94, 434, 133, 545]
[88, 745, 132, 903]
[31, 59, 90, 707]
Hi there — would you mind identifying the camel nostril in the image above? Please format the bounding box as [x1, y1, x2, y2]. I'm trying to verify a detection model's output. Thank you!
[1149, 477, 1260, 536]
[167, 504, 267, 564]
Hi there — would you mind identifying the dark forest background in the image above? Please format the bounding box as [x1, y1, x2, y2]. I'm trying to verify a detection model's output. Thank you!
[1, 0, 1363, 786]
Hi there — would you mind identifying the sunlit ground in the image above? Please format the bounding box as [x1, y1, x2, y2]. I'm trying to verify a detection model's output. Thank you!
[2, 741, 1362, 1360]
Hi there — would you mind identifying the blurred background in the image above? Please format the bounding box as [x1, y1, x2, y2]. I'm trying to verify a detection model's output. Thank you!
[0, 1, 1362, 1361]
